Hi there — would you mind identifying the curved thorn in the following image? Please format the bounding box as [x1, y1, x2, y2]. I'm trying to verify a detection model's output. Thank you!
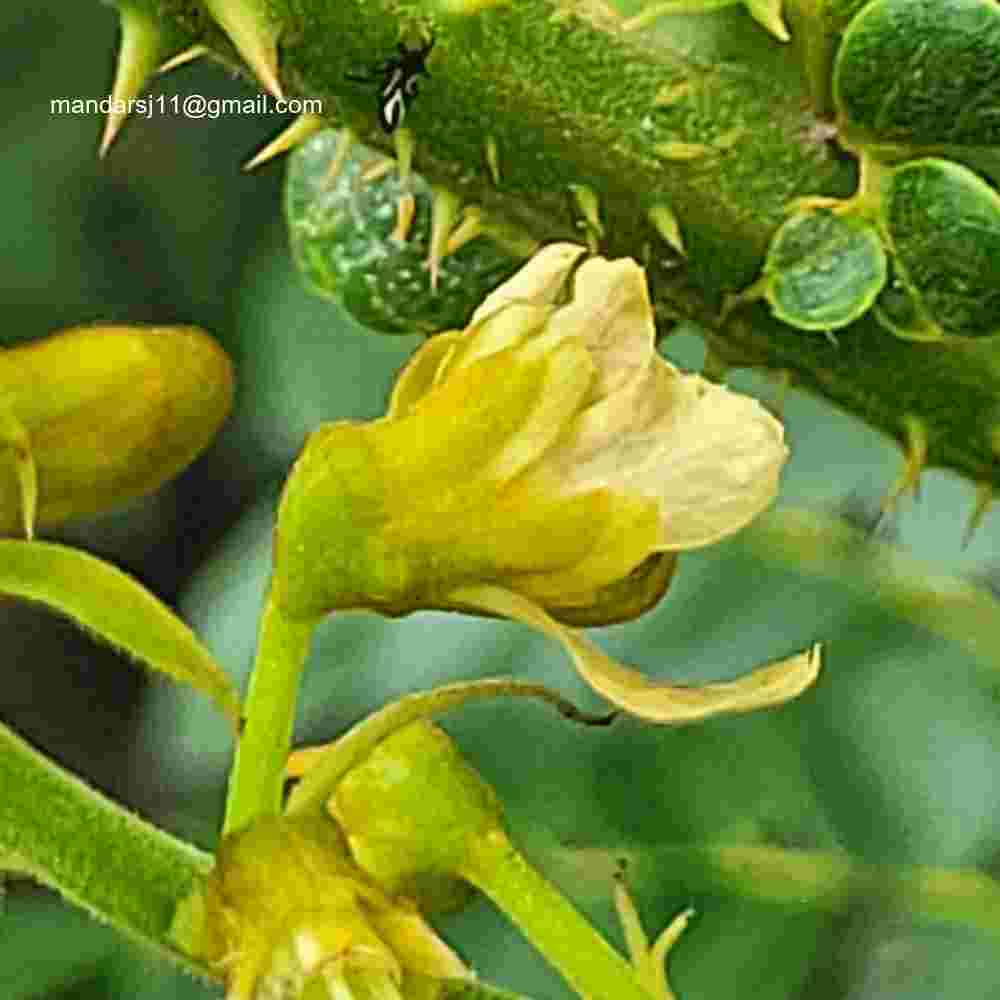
[427, 187, 461, 290]
[100, 5, 165, 157]
[963, 483, 994, 549]
[391, 192, 416, 244]
[157, 44, 210, 75]
[243, 112, 325, 171]
[203, 0, 283, 99]
[485, 136, 501, 186]
[882, 414, 929, 518]
[445, 207, 484, 255]
[647, 203, 685, 256]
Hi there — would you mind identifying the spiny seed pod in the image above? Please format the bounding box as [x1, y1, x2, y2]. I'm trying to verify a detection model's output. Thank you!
[285, 129, 532, 336]
[0, 324, 233, 536]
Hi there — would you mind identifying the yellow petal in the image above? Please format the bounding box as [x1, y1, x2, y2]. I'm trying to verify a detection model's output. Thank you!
[386, 331, 462, 418]
[377, 338, 593, 488]
[451, 584, 822, 723]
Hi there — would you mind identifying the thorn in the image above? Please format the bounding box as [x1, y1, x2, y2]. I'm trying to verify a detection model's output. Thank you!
[963, 482, 994, 549]
[203, 0, 283, 99]
[427, 187, 462, 291]
[391, 192, 416, 243]
[393, 127, 416, 189]
[881, 414, 929, 519]
[701, 344, 729, 385]
[157, 44, 210, 75]
[764, 368, 791, 420]
[243, 112, 325, 171]
[445, 207, 484, 255]
[568, 183, 604, 252]
[720, 274, 768, 324]
[485, 136, 501, 185]
[322, 128, 357, 188]
[358, 157, 396, 185]
[100, 5, 165, 157]
[746, 0, 790, 42]
[822, 329, 840, 349]
[647, 203, 685, 256]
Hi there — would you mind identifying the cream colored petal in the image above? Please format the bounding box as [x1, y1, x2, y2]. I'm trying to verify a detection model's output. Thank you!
[646, 377, 788, 549]
[544, 256, 656, 399]
[451, 584, 821, 723]
[469, 243, 588, 324]
[543, 357, 693, 489]
[548, 372, 786, 550]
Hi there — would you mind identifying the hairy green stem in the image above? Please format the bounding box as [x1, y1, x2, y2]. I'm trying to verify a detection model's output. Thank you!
[223, 587, 315, 834]
[0, 719, 212, 975]
[461, 829, 652, 1000]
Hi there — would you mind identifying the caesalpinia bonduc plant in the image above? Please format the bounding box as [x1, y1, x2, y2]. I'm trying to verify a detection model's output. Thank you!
[1, 242, 818, 1000]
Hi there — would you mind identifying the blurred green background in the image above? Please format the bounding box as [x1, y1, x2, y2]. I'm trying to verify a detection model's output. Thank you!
[4, 2, 1000, 998]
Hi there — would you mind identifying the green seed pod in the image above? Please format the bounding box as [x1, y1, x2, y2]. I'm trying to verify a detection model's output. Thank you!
[761, 209, 887, 332]
[0, 324, 233, 536]
[285, 129, 529, 335]
[834, 0, 1000, 151]
[878, 158, 1000, 340]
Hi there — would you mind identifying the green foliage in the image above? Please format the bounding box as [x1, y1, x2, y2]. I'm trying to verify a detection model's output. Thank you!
[285, 130, 527, 335]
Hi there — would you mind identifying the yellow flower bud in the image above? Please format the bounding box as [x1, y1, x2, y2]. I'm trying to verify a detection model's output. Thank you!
[184, 814, 468, 1000]
[0, 324, 233, 537]
[274, 245, 821, 721]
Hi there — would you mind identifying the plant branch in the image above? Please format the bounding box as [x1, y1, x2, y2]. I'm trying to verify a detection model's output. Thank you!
[0, 719, 213, 977]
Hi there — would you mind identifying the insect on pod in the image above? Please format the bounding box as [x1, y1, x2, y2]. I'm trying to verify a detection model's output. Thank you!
[347, 37, 435, 134]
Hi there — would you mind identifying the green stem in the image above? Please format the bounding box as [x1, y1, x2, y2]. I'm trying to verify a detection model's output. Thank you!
[223, 587, 316, 834]
[0, 719, 212, 975]
[461, 829, 652, 1000]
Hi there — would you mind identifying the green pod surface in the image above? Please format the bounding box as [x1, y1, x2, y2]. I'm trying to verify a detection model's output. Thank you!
[285, 130, 526, 336]
[762, 209, 887, 331]
[833, 0, 1000, 150]
[878, 158, 1000, 340]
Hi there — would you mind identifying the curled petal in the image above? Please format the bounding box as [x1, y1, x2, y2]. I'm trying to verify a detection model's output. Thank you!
[451, 584, 822, 723]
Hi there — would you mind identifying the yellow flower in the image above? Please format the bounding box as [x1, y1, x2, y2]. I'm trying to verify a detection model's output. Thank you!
[274, 244, 820, 721]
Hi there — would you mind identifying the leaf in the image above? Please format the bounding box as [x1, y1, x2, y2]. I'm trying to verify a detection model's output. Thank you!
[0, 540, 240, 731]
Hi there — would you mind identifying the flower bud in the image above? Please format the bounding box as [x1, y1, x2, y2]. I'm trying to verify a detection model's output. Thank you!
[330, 721, 503, 902]
[0, 324, 233, 536]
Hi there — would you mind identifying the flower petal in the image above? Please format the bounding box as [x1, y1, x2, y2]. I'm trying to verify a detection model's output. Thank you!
[548, 369, 786, 550]
[386, 332, 462, 418]
[544, 256, 656, 399]
[647, 377, 788, 549]
[470, 243, 588, 322]
[451, 584, 821, 723]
